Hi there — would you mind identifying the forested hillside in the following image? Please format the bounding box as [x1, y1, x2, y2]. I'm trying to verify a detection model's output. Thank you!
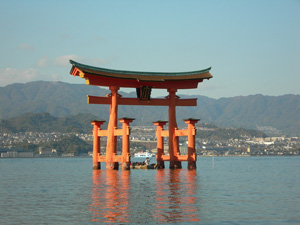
[1, 81, 299, 136]
[0, 112, 99, 133]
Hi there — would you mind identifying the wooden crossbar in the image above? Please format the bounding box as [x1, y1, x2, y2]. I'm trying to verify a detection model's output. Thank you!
[161, 154, 196, 161]
[87, 95, 197, 106]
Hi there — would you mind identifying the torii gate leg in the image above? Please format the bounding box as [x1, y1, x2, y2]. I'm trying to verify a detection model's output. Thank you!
[185, 119, 199, 170]
[168, 88, 182, 169]
[106, 86, 119, 170]
[153, 121, 167, 169]
[91, 120, 105, 170]
[119, 118, 134, 170]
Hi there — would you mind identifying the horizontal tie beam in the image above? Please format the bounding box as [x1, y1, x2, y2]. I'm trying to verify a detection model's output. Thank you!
[87, 95, 197, 106]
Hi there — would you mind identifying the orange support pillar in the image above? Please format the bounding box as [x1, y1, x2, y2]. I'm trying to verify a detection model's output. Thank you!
[119, 117, 135, 170]
[153, 120, 167, 169]
[168, 88, 182, 169]
[91, 120, 106, 170]
[106, 86, 120, 170]
[184, 118, 200, 170]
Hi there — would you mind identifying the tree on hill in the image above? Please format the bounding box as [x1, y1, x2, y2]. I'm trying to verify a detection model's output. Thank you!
[42, 135, 92, 156]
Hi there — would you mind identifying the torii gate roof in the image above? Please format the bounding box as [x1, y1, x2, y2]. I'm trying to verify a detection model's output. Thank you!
[70, 60, 212, 89]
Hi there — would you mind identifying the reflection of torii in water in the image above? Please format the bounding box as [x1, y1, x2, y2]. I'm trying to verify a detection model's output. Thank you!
[69, 60, 212, 170]
[90, 169, 200, 223]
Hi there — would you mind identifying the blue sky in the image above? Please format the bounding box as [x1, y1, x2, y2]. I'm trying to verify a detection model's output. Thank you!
[0, 0, 299, 99]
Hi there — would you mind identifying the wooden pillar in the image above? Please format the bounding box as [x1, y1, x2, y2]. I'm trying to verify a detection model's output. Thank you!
[184, 118, 200, 170]
[153, 120, 167, 169]
[90, 120, 106, 170]
[119, 117, 135, 170]
[168, 88, 182, 169]
[106, 86, 119, 170]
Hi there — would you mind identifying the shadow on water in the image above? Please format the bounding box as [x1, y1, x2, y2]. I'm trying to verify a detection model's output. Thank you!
[89, 169, 200, 224]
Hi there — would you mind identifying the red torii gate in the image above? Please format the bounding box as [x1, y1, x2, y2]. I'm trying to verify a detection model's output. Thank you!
[69, 60, 212, 170]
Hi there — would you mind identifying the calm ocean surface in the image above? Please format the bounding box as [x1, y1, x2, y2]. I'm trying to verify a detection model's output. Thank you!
[0, 156, 299, 224]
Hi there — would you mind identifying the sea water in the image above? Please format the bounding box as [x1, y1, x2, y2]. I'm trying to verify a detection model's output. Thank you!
[0, 157, 299, 224]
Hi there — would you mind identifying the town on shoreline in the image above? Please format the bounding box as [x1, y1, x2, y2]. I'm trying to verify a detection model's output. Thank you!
[1, 125, 299, 158]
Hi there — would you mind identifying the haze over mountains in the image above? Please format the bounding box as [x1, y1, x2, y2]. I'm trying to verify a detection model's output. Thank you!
[1, 81, 299, 136]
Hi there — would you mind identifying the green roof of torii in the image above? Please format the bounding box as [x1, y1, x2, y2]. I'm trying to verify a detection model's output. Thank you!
[70, 60, 212, 81]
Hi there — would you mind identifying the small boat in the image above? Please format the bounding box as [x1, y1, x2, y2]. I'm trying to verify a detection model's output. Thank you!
[134, 151, 155, 158]
[131, 163, 157, 169]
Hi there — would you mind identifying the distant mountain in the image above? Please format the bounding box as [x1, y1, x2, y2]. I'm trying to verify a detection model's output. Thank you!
[1, 81, 299, 136]
[191, 94, 300, 136]
[0, 112, 99, 133]
[0, 81, 110, 118]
